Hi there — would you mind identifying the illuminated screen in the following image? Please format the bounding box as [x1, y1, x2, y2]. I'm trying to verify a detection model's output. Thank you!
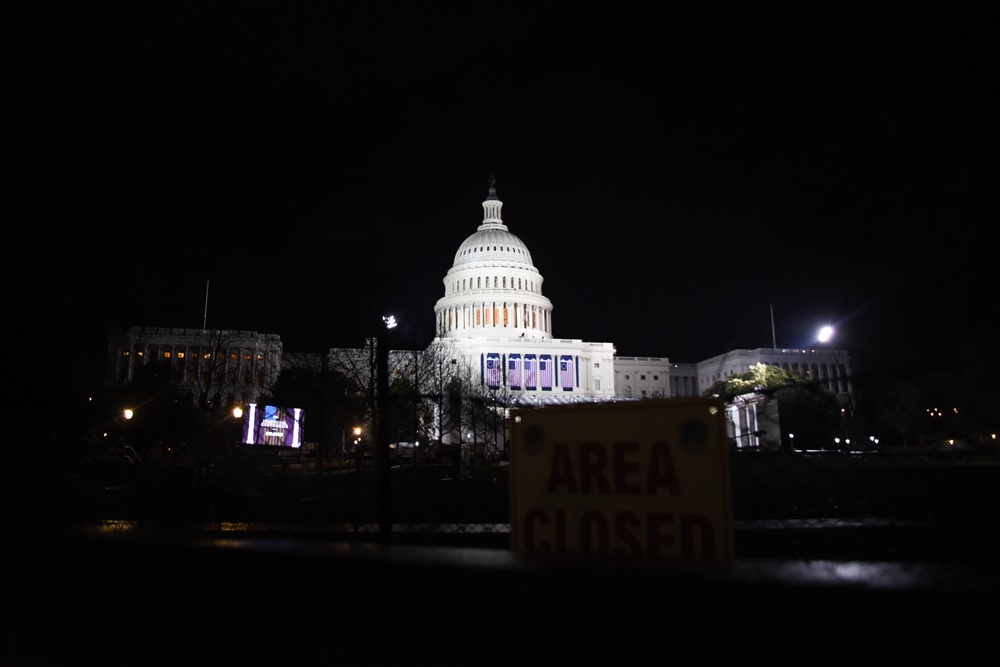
[240, 403, 304, 448]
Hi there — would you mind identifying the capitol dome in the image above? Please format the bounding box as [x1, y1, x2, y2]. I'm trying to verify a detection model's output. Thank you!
[434, 175, 553, 340]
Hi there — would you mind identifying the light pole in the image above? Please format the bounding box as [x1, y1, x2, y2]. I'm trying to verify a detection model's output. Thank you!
[817, 325, 845, 403]
[121, 408, 140, 463]
[376, 314, 396, 540]
[491, 389, 498, 460]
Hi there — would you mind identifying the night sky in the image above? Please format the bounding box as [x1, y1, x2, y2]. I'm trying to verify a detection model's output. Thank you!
[12, 4, 997, 399]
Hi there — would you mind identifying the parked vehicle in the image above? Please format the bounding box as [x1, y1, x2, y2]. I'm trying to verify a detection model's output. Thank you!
[389, 442, 420, 458]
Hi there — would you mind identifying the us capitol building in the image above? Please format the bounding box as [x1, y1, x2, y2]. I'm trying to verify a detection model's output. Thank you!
[107, 176, 852, 449]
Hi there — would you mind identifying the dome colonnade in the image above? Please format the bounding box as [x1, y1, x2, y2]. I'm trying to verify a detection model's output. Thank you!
[434, 175, 554, 339]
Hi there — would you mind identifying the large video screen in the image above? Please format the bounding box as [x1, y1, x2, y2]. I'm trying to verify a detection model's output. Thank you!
[240, 404, 304, 448]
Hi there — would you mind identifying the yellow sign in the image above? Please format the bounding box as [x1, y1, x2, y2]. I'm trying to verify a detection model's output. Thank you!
[509, 398, 734, 564]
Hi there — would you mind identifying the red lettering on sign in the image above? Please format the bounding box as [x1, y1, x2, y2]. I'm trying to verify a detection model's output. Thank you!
[546, 441, 680, 495]
[614, 511, 642, 556]
[547, 444, 577, 493]
[580, 509, 608, 554]
[524, 507, 550, 553]
[612, 442, 641, 495]
[520, 508, 717, 559]
[646, 512, 676, 556]
[681, 513, 715, 559]
[579, 443, 611, 493]
[648, 441, 680, 495]
[554, 508, 567, 553]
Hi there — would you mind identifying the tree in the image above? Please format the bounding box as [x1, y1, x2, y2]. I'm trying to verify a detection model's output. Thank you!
[269, 358, 364, 458]
[100, 359, 199, 460]
[704, 362, 842, 450]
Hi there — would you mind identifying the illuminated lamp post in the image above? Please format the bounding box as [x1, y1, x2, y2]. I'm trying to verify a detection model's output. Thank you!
[817, 324, 853, 444]
[376, 314, 396, 540]
[120, 408, 139, 463]
[817, 324, 849, 405]
[231, 405, 246, 453]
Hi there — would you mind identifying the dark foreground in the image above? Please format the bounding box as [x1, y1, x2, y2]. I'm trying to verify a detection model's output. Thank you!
[5, 529, 998, 666]
[4, 452, 999, 665]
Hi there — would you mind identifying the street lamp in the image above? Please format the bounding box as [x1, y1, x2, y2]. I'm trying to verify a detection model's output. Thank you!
[376, 313, 397, 539]
[817, 325, 848, 405]
[120, 408, 140, 463]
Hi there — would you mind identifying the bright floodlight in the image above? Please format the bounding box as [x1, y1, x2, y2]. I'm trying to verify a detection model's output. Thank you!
[383, 315, 397, 329]
[818, 325, 834, 343]
[123, 408, 134, 420]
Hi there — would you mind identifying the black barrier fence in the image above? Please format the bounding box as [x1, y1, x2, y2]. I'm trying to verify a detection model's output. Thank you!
[16, 447, 1000, 564]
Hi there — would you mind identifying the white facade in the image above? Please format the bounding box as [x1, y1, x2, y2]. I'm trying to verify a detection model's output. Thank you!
[614, 348, 853, 407]
[104, 176, 855, 449]
[431, 175, 617, 404]
[694, 347, 853, 405]
[105, 326, 283, 409]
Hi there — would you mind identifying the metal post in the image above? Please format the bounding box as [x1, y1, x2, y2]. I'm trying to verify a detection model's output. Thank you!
[770, 303, 777, 349]
[376, 331, 391, 540]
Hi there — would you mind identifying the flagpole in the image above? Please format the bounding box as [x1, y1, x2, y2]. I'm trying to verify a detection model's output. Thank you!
[203, 280, 210, 330]
[770, 303, 777, 349]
